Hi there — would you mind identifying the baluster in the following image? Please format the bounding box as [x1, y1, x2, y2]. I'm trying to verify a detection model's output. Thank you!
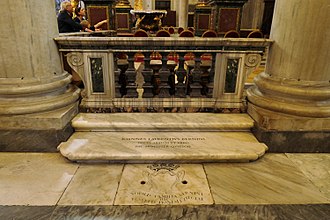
[158, 52, 171, 98]
[116, 54, 129, 97]
[190, 52, 203, 97]
[168, 61, 177, 97]
[207, 52, 216, 97]
[113, 53, 122, 98]
[141, 52, 154, 98]
[175, 52, 187, 98]
[125, 52, 138, 98]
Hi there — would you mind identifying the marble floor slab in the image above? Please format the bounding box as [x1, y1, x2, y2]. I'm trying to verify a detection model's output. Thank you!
[72, 113, 254, 131]
[58, 164, 124, 205]
[0, 153, 78, 205]
[114, 164, 214, 205]
[286, 153, 330, 199]
[59, 132, 267, 162]
[204, 154, 329, 204]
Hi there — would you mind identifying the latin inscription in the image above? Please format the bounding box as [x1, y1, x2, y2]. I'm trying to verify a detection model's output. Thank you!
[130, 191, 205, 204]
[122, 137, 206, 149]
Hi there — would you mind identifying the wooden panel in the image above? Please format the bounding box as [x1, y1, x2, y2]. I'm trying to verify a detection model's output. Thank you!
[197, 14, 210, 30]
[218, 8, 239, 33]
[116, 13, 129, 30]
[87, 6, 109, 30]
[163, 10, 176, 27]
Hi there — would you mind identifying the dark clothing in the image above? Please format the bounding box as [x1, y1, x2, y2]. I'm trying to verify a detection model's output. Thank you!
[73, 17, 84, 24]
[89, 26, 95, 31]
[57, 11, 83, 33]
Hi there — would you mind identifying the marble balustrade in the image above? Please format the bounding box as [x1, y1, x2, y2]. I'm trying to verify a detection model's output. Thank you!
[55, 35, 271, 111]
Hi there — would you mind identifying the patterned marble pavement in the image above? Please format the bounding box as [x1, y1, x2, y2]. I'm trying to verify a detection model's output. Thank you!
[0, 153, 329, 219]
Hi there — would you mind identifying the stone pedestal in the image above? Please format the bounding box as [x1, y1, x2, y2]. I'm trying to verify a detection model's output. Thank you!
[84, 0, 116, 30]
[115, 0, 133, 32]
[194, 1, 212, 36]
[209, 0, 248, 35]
[0, 0, 80, 151]
[247, 0, 330, 152]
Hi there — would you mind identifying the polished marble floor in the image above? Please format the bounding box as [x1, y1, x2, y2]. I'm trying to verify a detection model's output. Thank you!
[0, 153, 329, 219]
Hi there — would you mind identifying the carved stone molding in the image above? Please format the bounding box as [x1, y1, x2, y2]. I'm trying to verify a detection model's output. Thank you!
[67, 52, 84, 68]
[245, 53, 262, 68]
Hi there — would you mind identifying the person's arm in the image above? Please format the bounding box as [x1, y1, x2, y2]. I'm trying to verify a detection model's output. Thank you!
[94, 20, 108, 29]
[60, 13, 84, 31]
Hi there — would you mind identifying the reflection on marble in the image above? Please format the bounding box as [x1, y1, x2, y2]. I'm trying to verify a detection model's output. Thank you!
[204, 154, 329, 204]
[0, 153, 78, 205]
[72, 113, 254, 131]
[58, 164, 124, 205]
[59, 132, 267, 162]
[286, 153, 330, 199]
[115, 164, 213, 205]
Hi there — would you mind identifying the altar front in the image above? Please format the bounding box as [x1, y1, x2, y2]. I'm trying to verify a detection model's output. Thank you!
[131, 10, 167, 32]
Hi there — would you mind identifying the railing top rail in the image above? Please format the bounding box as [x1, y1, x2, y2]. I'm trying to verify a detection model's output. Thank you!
[55, 36, 273, 49]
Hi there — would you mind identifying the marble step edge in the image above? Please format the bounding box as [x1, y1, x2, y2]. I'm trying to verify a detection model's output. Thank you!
[72, 113, 254, 131]
[58, 131, 268, 163]
[59, 151, 267, 163]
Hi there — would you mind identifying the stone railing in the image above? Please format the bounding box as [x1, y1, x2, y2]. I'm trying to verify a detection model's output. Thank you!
[55, 35, 272, 112]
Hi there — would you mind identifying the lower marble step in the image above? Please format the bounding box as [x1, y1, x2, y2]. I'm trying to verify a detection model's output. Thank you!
[59, 131, 268, 163]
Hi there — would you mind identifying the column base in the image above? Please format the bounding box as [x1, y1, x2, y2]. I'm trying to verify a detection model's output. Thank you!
[248, 104, 330, 153]
[0, 103, 78, 152]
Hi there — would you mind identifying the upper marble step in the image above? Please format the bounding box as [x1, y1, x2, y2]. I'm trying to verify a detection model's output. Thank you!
[72, 113, 254, 132]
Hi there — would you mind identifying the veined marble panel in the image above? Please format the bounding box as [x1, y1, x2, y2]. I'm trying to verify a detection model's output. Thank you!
[72, 113, 254, 131]
[114, 164, 213, 205]
[59, 131, 267, 162]
[204, 154, 329, 204]
[286, 153, 330, 200]
[58, 164, 124, 205]
[0, 153, 78, 205]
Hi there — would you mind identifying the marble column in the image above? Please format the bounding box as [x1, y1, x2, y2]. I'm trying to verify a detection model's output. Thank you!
[173, 0, 180, 27]
[247, 0, 330, 152]
[0, 0, 80, 151]
[178, 0, 189, 28]
[241, 0, 264, 29]
[143, 0, 153, 10]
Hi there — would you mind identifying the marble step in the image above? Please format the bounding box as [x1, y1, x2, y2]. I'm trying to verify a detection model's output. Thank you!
[59, 131, 268, 163]
[72, 113, 254, 132]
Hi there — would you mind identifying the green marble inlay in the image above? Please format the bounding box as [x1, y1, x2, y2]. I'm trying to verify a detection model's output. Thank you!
[90, 58, 104, 93]
[224, 58, 239, 93]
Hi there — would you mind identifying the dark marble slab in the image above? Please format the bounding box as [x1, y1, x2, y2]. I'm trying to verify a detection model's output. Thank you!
[0, 206, 55, 220]
[0, 123, 74, 152]
[252, 126, 330, 153]
[1, 204, 328, 220]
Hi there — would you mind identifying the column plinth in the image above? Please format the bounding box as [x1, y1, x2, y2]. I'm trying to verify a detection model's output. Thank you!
[247, 0, 330, 152]
[0, 0, 80, 151]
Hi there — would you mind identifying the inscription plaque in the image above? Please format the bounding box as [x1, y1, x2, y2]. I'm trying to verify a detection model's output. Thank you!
[115, 164, 213, 205]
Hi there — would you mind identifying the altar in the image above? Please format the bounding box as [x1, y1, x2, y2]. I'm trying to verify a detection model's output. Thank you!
[130, 10, 167, 32]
